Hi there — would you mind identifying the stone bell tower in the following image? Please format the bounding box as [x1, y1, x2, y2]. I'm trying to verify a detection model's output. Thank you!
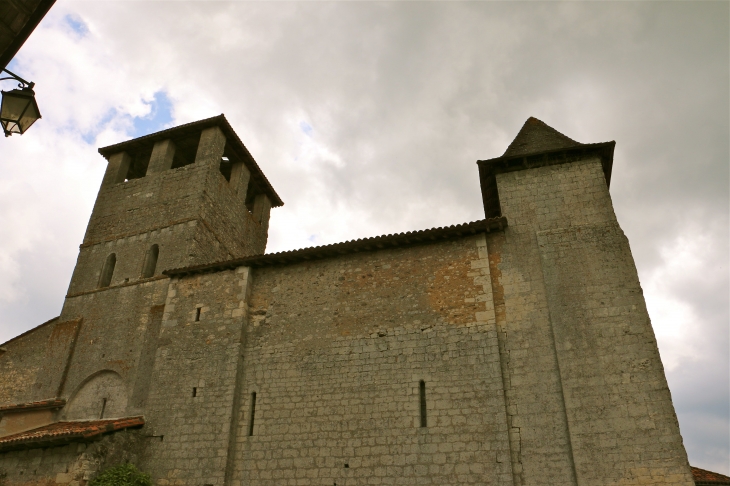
[67, 114, 283, 295]
[41, 116, 283, 421]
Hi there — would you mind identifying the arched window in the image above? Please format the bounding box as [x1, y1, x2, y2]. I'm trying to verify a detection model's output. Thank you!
[141, 244, 159, 278]
[98, 253, 116, 288]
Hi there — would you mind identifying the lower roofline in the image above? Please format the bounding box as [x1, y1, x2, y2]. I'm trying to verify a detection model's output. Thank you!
[165, 217, 508, 278]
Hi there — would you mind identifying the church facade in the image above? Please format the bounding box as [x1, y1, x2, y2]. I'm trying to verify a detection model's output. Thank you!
[0, 116, 695, 485]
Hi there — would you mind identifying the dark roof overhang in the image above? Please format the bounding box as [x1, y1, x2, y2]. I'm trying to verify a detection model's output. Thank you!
[0, 0, 56, 71]
[164, 216, 508, 277]
[476, 141, 615, 219]
[97, 114, 283, 207]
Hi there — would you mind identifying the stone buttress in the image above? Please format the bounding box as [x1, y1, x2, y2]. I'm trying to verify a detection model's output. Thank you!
[478, 117, 694, 486]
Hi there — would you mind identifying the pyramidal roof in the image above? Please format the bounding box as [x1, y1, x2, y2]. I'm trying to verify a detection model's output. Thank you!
[502, 117, 583, 157]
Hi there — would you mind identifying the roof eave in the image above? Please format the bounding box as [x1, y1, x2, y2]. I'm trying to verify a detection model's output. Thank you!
[476, 141, 615, 219]
[164, 217, 508, 277]
[0, 398, 66, 415]
[478, 141, 615, 179]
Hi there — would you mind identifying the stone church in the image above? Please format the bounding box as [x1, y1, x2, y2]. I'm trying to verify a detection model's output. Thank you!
[0, 116, 697, 485]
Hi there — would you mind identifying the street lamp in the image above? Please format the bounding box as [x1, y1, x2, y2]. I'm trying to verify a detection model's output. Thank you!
[0, 68, 41, 137]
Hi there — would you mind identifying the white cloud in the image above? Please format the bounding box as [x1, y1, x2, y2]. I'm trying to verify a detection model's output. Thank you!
[644, 232, 717, 370]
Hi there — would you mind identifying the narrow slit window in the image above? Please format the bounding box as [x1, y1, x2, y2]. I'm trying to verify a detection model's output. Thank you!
[419, 380, 427, 428]
[195, 307, 201, 321]
[248, 392, 257, 436]
[192, 387, 197, 397]
[99, 398, 107, 419]
[141, 244, 159, 278]
[98, 253, 116, 288]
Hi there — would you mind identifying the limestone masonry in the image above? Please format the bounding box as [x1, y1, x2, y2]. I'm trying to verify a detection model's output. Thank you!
[0, 116, 695, 485]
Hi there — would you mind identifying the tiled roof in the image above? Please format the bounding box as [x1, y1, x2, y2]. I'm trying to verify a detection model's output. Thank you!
[0, 416, 144, 452]
[693, 466, 730, 485]
[165, 217, 508, 277]
[0, 398, 65, 414]
[502, 117, 583, 158]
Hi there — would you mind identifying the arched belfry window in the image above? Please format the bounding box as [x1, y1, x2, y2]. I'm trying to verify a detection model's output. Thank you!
[98, 253, 116, 288]
[141, 244, 159, 278]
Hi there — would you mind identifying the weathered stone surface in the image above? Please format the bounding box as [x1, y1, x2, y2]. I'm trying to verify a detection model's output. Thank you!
[0, 117, 694, 486]
[0, 428, 146, 484]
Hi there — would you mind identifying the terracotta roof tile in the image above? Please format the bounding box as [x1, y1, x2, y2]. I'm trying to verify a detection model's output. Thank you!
[164, 217, 507, 277]
[693, 466, 730, 485]
[0, 416, 144, 452]
[0, 398, 65, 414]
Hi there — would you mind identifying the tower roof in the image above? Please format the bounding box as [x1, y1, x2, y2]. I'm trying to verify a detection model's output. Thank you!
[502, 117, 583, 157]
[476, 117, 615, 219]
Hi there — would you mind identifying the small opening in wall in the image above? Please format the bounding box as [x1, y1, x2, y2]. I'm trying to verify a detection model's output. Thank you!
[195, 307, 201, 321]
[344, 463, 349, 468]
[98, 253, 116, 288]
[419, 380, 427, 428]
[192, 387, 197, 397]
[100, 398, 107, 419]
[141, 244, 159, 278]
[124, 149, 152, 181]
[248, 392, 257, 436]
[219, 156, 233, 182]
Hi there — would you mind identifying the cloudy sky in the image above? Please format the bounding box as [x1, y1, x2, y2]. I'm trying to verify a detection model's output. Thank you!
[0, 0, 727, 474]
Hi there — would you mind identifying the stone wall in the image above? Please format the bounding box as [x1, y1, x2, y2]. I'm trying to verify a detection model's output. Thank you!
[138, 267, 252, 485]
[58, 280, 169, 418]
[84, 161, 208, 246]
[229, 235, 512, 486]
[538, 223, 692, 485]
[0, 323, 55, 405]
[70, 126, 270, 296]
[68, 222, 199, 295]
[199, 172, 268, 261]
[0, 319, 76, 405]
[0, 151, 695, 486]
[488, 158, 693, 485]
[0, 429, 146, 486]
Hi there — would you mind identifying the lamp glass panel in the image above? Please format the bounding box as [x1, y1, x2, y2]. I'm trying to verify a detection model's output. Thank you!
[18, 99, 40, 132]
[0, 91, 31, 123]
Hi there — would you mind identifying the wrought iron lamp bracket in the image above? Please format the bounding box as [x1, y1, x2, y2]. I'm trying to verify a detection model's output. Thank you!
[0, 68, 34, 90]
